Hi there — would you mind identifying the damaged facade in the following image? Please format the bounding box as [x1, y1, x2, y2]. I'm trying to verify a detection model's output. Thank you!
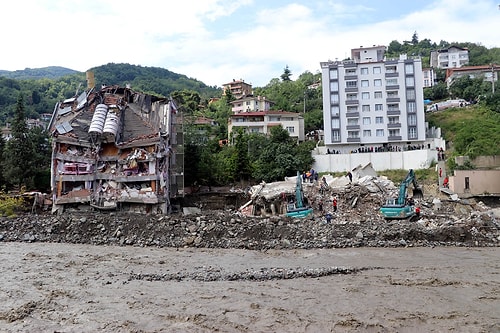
[48, 85, 183, 214]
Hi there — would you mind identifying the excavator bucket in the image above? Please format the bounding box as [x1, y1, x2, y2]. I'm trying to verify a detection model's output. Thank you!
[412, 187, 423, 199]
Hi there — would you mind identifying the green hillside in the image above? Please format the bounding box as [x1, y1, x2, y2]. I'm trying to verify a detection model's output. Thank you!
[0, 66, 79, 80]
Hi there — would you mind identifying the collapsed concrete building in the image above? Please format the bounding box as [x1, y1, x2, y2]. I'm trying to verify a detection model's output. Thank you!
[48, 85, 184, 214]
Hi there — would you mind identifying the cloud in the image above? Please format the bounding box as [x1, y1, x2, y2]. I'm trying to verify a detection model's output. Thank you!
[1, 0, 498, 88]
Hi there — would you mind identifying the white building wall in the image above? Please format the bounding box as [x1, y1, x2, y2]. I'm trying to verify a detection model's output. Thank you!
[312, 150, 435, 173]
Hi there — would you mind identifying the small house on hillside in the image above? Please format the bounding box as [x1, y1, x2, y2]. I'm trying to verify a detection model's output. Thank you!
[47, 85, 184, 214]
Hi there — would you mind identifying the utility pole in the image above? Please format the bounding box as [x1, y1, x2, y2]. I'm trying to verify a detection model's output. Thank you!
[491, 64, 496, 94]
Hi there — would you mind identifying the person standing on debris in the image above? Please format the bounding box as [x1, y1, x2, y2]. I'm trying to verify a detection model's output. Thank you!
[318, 200, 323, 213]
[439, 167, 442, 178]
[346, 171, 352, 183]
[443, 176, 449, 188]
[333, 197, 338, 212]
[325, 212, 332, 223]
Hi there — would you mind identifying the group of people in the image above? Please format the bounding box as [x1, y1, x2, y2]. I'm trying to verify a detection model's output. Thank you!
[326, 144, 430, 155]
[302, 169, 319, 183]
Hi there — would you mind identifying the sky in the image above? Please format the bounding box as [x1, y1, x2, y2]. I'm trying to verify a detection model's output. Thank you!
[1, 0, 499, 88]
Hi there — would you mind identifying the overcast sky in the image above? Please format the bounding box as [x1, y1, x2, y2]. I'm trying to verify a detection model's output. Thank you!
[2, 0, 499, 87]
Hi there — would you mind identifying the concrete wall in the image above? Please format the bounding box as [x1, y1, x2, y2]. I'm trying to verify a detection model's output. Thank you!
[312, 149, 436, 172]
[455, 155, 500, 169]
[449, 170, 500, 196]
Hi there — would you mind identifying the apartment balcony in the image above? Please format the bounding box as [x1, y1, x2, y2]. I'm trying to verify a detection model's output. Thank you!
[347, 137, 360, 142]
[345, 99, 359, 105]
[344, 62, 357, 67]
[387, 123, 401, 128]
[345, 87, 358, 92]
[344, 75, 358, 80]
[385, 72, 399, 78]
[385, 84, 399, 90]
[388, 135, 402, 141]
[346, 125, 360, 130]
[345, 112, 359, 118]
[387, 109, 401, 115]
[386, 97, 400, 103]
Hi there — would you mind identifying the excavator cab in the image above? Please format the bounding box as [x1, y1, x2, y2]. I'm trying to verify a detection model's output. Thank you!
[380, 169, 423, 220]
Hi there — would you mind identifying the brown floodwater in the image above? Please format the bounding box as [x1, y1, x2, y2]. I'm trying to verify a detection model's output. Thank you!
[0, 242, 499, 332]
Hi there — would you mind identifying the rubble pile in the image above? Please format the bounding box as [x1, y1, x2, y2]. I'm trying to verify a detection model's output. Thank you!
[0, 164, 499, 249]
[0, 199, 498, 249]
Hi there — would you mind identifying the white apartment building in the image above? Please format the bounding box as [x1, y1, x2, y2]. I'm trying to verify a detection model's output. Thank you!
[230, 95, 274, 113]
[430, 46, 469, 69]
[228, 110, 305, 142]
[320, 45, 426, 153]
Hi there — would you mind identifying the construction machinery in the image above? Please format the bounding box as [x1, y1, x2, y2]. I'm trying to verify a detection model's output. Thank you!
[380, 169, 423, 219]
[286, 171, 313, 218]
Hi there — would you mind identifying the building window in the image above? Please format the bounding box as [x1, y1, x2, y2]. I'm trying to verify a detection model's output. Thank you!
[331, 106, 340, 116]
[363, 130, 372, 137]
[360, 67, 369, 75]
[387, 91, 398, 99]
[388, 116, 399, 124]
[361, 80, 369, 87]
[362, 105, 370, 112]
[345, 68, 356, 75]
[330, 93, 339, 104]
[373, 66, 381, 74]
[386, 78, 398, 85]
[376, 129, 384, 137]
[362, 92, 370, 100]
[347, 93, 358, 101]
[348, 131, 359, 138]
[331, 118, 340, 128]
[363, 117, 371, 125]
[388, 103, 399, 111]
[332, 129, 340, 141]
[347, 105, 358, 112]
[374, 79, 382, 86]
[405, 63, 414, 74]
[330, 69, 338, 79]
[330, 81, 339, 91]
[406, 89, 416, 100]
[286, 126, 295, 133]
[407, 102, 416, 113]
[346, 81, 357, 88]
[375, 104, 383, 111]
[374, 91, 383, 99]
[405, 76, 415, 86]
[389, 129, 400, 137]
[408, 114, 417, 126]
[376, 116, 384, 124]
[347, 118, 358, 126]
[408, 127, 417, 138]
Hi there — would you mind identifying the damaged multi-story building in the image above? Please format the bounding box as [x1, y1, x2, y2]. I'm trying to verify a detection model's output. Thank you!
[47, 83, 184, 214]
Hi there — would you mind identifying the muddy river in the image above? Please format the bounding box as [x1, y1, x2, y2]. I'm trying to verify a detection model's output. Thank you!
[0, 243, 499, 332]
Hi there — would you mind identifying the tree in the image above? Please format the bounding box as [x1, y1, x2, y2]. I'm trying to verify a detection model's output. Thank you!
[2, 94, 35, 190]
[281, 65, 292, 81]
[411, 31, 419, 45]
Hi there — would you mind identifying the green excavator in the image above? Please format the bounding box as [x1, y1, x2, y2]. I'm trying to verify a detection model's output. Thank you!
[286, 171, 313, 218]
[380, 169, 423, 219]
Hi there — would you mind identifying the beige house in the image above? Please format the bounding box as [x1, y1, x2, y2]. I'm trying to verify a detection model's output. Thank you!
[228, 110, 305, 142]
[449, 170, 500, 196]
[222, 79, 253, 99]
